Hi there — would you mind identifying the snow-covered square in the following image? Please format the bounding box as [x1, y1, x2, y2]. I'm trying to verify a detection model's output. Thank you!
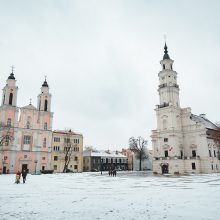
[0, 172, 220, 220]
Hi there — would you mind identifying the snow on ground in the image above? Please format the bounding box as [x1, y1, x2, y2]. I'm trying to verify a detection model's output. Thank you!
[0, 172, 220, 220]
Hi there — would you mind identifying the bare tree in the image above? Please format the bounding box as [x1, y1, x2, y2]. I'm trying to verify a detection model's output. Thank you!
[129, 136, 148, 171]
[63, 130, 74, 173]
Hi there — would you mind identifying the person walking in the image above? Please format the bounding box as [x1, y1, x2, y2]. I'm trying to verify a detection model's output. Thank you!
[15, 171, 21, 184]
[22, 169, 28, 184]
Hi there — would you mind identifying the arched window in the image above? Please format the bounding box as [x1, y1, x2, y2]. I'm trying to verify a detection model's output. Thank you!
[163, 64, 165, 70]
[9, 93, 13, 105]
[7, 118, 11, 127]
[171, 64, 173, 70]
[44, 100, 48, 111]
[163, 119, 167, 130]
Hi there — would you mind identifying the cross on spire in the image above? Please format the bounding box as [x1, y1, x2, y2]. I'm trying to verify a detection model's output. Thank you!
[11, 65, 15, 73]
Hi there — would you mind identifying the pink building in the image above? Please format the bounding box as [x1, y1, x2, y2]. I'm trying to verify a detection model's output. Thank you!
[0, 70, 53, 174]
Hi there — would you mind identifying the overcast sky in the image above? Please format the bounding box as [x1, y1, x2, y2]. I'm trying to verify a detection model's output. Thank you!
[0, 0, 220, 150]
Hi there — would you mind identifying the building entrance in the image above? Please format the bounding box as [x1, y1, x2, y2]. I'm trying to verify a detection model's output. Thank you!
[162, 164, 169, 174]
[22, 164, 28, 172]
[3, 166, 7, 174]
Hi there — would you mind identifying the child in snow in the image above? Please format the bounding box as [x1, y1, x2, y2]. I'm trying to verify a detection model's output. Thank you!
[15, 171, 21, 184]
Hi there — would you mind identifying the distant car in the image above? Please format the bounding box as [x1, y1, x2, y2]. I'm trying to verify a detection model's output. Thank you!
[91, 169, 98, 172]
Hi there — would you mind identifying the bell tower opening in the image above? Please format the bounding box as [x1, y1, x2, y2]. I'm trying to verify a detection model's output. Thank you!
[44, 99, 48, 111]
[9, 93, 13, 105]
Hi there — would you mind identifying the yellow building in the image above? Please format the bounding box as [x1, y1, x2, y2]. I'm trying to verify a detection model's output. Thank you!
[52, 130, 83, 173]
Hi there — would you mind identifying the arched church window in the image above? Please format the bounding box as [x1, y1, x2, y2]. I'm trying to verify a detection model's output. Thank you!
[7, 118, 11, 127]
[163, 64, 165, 70]
[163, 119, 167, 130]
[44, 100, 48, 111]
[171, 64, 173, 70]
[9, 93, 13, 105]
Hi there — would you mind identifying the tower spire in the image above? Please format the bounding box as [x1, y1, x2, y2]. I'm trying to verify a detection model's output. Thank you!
[163, 42, 170, 60]
[8, 65, 16, 80]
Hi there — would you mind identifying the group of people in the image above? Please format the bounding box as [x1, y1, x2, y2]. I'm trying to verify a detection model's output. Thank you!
[15, 169, 28, 184]
[108, 169, 117, 177]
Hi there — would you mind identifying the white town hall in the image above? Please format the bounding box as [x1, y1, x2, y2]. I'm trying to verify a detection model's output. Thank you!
[151, 43, 220, 174]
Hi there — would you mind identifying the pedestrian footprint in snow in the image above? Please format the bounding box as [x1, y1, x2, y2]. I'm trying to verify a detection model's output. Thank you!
[22, 169, 28, 184]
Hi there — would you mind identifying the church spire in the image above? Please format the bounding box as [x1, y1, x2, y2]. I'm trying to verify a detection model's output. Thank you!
[8, 65, 16, 80]
[163, 42, 170, 60]
[42, 76, 49, 87]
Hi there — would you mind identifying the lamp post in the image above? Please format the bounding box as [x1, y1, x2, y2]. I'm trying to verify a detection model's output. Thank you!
[34, 160, 38, 174]
[101, 158, 103, 175]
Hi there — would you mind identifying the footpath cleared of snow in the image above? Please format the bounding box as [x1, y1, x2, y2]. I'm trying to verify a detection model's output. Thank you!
[0, 172, 220, 220]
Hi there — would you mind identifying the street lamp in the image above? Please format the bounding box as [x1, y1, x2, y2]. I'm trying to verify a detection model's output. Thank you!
[101, 158, 103, 175]
[34, 160, 38, 174]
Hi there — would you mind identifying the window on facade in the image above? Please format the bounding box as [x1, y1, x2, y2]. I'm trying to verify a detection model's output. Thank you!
[54, 156, 58, 161]
[4, 156, 7, 160]
[209, 150, 212, 157]
[106, 158, 108, 164]
[74, 165, 78, 170]
[163, 64, 165, 69]
[43, 138, 46, 148]
[192, 150, 196, 157]
[74, 156, 78, 161]
[26, 121, 30, 129]
[211, 164, 214, 170]
[44, 123, 48, 130]
[164, 138, 168, 142]
[42, 157, 45, 160]
[5, 135, 10, 146]
[164, 150, 168, 157]
[192, 163, 196, 170]
[54, 137, 60, 142]
[23, 135, 31, 145]
[24, 155, 27, 158]
[64, 138, 70, 143]
[7, 118, 11, 127]
[214, 150, 216, 157]
[54, 165, 57, 170]
[170, 64, 173, 70]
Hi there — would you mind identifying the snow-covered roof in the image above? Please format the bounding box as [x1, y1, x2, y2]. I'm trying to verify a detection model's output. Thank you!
[21, 104, 37, 110]
[190, 114, 220, 130]
[83, 150, 127, 158]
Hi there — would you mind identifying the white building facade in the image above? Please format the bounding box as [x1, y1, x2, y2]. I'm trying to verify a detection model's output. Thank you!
[151, 44, 220, 174]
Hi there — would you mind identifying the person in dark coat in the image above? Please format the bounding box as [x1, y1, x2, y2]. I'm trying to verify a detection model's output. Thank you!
[22, 169, 28, 184]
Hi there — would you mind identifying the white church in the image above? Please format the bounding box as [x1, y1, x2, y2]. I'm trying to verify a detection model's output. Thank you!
[151, 43, 220, 174]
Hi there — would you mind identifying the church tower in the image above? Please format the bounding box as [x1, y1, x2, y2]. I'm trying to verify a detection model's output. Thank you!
[1, 69, 18, 107]
[152, 43, 185, 174]
[158, 43, 180, 108]
[37, 78, 52, 112]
